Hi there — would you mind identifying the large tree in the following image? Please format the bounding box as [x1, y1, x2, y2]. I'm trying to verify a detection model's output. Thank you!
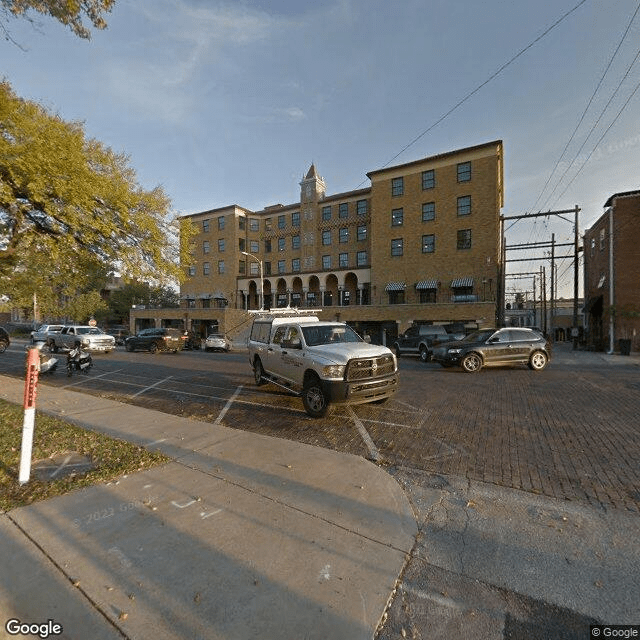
[1, 0, 114, 40]
[0, 81, 192, 311]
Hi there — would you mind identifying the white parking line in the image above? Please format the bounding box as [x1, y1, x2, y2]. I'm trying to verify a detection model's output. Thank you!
[130, 376, 173, 398]
[62, 369, 124, 389]
[348, 406, 381, 462]
[214, 385, 243, 425]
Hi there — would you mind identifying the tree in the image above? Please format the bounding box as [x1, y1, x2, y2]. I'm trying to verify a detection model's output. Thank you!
[0, 81, 194, 310]
[1, 0, 114, 40]
[107, 282, 179, 325]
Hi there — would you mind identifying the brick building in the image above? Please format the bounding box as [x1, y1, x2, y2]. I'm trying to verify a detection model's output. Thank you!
[132, 140, 504, 343]
[583, 190, 640, 352]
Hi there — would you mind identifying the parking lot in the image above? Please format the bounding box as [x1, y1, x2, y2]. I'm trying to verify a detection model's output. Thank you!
[2, 339, 639, 514]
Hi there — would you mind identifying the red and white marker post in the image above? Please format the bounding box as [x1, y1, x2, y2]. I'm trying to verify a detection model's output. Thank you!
[19, 348, 40, 485]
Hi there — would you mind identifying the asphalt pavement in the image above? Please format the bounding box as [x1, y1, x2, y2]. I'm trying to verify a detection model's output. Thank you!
[0, 345, 639, 639]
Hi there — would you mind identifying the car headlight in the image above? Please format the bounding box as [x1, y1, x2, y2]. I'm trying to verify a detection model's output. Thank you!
[81, 338, 90, 346]
[322, 364, 346, 379]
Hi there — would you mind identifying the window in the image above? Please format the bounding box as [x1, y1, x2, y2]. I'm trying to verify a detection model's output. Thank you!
[357, 200, 367, 216]
[422, 234, 435, 253]
[339, 252, 348, 268]
[322, 230, 331, 245]
[278, 260, 285, 274]
[292, 235, 300, 250]
[239, 238, 246, 252]
[188, 265, 196, 276]
[264, 261, 272, 275]
[249, 218, 259, 231]
[419, 289, 436, 303]
[339, 203, 349, 218]
[422, 169, 435, 190]
[250, 240, 259, 253]
[292, 258, 300, 272]
[600, 228, 605, 250]
[339, 227, 348, 243]
[457, 161, 471, 182]
[264, 239, 271, 253]
[389, 290, 404, 305]
[265, 217, 272, 230]
[392, 208, 404, 226]
[457, 195, 471, 216]
[218, 216, 225, 230]
[322, 255, 331, 269]
[238, 217, 246, 230]
[203, 219, 210, 232]
[391, 238, 403, 256]
[239, 260, 246, 274]
[422, 202, 435, 222]
[322, 206, 332, 221]
[218, 260, 225, 274]
[203, 241, 210, 254]
[357, 224, 367, 241]
[457, 229, 472, 250]
[250, 262, 260, 275]
[278, 237, 285, 251]
[218, 238, 225, 252]
[392, 177, 404, 196]
[292, 211, 300, 227]
[357, 250, 367, 266]
[278, 215, 286, 229]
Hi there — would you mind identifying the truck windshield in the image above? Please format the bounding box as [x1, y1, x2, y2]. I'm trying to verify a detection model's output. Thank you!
[76, 327, 102, 335]
[302, 325, 363, 346]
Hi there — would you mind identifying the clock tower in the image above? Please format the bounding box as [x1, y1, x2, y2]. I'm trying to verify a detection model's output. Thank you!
[300, 163, 326, 204]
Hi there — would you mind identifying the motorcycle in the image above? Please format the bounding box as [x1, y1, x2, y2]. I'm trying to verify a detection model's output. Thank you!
[28, 342, 59, 374]
[66, 342, 93, 376]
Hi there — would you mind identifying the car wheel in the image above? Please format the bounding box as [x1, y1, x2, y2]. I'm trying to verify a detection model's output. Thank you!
[49, 341, 58, 353]
[529, 351, 548, 371]
[461, 352, 482, 372]
[0, 340, 7, 353]
[149, 342, 158, 354]
[302, 374, 329, 418]
[254, 358, 265, 386]
[393, 344, 401, 358]
[419, 346, 430, 362]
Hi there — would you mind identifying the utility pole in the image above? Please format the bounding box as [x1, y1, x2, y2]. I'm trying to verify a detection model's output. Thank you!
[550, 233, 555, 341]
[573, 205, 580, 350]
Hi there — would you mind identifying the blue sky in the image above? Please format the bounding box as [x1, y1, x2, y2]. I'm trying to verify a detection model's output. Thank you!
[2, 0, 640, 297]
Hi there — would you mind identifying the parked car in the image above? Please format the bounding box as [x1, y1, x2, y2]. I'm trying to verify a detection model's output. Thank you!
[47, 325, 115, 353]
[181, 331, 202, 350]
[125, 328, 183, 353]
[431, 327, 551, 372]
[204, 333, 230, 352]
[0, 327, 10, 353]
[106, 327, 130, 345]
[393, 324, 465, 362]
[30, 324, 64, 343]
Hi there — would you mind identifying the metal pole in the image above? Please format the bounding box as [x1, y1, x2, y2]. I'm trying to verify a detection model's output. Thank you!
[573, 204, 580, 350]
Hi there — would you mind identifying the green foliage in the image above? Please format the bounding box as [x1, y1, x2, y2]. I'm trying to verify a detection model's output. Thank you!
[1, 0, 114, 39]
[106, 282, 179, 324]
[0, 81, 192, 313]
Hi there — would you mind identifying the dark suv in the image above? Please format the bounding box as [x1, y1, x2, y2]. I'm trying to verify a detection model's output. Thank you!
[125, 328, 183, 353]
[0, 327, 10, 353]
[431, 327, 551, 372]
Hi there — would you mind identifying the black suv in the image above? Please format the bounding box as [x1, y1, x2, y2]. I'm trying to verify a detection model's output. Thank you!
[125, 328, 183, 353]
[431, 327, 551, 372]
[0, 327, 9, 353]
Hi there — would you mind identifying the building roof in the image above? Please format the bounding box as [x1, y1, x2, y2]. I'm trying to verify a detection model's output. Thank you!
[604, 190, 640, 208]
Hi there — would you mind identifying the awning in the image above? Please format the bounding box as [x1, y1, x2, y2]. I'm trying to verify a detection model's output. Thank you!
[451, 277, 474, 288]
[583, 295, 603, 315]
[415, 279, 438, 290]
[385, 281, 406, 292]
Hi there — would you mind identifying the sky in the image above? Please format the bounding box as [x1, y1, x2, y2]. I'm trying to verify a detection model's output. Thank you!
[2, 0, 640, 299]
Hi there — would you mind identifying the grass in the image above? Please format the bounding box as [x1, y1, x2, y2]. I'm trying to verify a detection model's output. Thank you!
[0, 399, 170, 512]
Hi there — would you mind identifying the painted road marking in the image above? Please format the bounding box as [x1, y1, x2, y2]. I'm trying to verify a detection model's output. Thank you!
[348, 406, 381, 462]
[130, 376, 173, 398]
[214, 385, 243, 425]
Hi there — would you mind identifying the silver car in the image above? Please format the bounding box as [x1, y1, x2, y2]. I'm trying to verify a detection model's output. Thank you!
[204, 333, 230, 352]
[31, 324, 64, 343]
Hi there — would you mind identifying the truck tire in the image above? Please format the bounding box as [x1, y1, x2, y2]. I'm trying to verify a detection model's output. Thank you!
[49, 340, 58, 353]
[302, 373, 329, 418]
[419, 345, 430, 362]
[149, 342, 158, 354]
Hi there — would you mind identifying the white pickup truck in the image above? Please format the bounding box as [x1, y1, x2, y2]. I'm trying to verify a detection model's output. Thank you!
[47, 325, 115, 353]
[248, 311, 398, 418]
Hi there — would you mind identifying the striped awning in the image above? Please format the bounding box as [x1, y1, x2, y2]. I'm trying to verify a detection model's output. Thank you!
[451, 277, 474, 288]
[415, 279, 438, 290]
[385, 281, 406, 292]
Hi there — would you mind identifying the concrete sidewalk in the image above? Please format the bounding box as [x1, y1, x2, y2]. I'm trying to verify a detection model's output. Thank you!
[0, 376, 417, 640]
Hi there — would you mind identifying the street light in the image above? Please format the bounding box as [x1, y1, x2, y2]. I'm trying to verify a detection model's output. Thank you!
[241, 251, 264, 310]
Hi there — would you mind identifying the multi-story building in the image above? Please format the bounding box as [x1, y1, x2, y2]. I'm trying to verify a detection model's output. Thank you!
[132, 140, 504, 344]
[584, 190, 640, 353]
